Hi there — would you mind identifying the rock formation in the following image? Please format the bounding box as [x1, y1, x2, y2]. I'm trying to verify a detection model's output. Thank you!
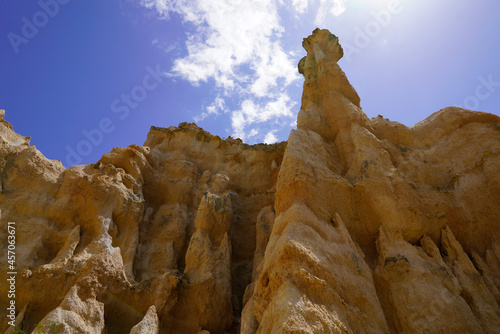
[1, 28, 500, 333]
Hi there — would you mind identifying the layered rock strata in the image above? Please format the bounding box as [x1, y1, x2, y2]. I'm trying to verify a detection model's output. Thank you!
[1, 29, 500, 333]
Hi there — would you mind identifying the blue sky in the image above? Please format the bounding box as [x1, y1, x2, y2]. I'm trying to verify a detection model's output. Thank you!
[1, 0, 499, 167]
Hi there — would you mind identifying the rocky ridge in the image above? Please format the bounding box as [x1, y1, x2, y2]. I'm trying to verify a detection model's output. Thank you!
[1, 28, 500, 333]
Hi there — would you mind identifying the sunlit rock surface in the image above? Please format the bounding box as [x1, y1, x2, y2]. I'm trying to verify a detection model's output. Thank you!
[1, 29, 499, 333]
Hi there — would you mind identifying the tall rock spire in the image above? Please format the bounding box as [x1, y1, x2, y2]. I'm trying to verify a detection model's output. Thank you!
[297, 28, 370, 142]
[242, 28, 500, 334]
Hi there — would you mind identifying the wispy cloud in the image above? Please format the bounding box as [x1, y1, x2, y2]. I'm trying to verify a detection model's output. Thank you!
[231, 93, 295, 141]
[151, 39, 177, 53]
[316, 0, 348, 25]
[296, 0, 310, 13]
[141, 0, 349, 143]
[264, 129, 278, 144]
[193, 95, 227, 123]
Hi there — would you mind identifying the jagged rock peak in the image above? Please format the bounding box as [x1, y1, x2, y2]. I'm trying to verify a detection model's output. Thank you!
[299, 28, 343, 74]
[147, 121, 286, 151]
[297, 28, 366, 142]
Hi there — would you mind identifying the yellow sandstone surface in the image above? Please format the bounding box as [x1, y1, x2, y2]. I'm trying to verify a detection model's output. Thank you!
[1, 29, 500, 333]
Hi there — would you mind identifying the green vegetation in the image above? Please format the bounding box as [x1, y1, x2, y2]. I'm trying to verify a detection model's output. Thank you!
[51, 322, 57, 334]
[13, 322, 58, 334]
[13, 326, 26, 334]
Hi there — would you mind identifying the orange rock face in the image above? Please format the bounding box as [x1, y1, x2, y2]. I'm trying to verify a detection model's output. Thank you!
[1, 29, 500, 333]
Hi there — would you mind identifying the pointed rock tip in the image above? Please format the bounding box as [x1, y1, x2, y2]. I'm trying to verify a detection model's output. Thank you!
[302, 28, 343, 61]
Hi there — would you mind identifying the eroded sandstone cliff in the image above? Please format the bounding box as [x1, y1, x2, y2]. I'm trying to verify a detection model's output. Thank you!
[1, 29, 500, 334]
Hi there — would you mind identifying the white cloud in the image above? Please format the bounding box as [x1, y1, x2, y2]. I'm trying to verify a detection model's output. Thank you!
[151, 38, 177, 53]
[290, 0, 309, 14]
[150, 0, 298, 95]
[231, 93, 295, 141]
[332, 0, 348, 16]
[141, 0, 350, 142]
[316, 0, 349, 25]
[193, 95, 227, 122]
[206, 96, 225, 115]
[163, 43, 177, 53]
[142, 0, 171, 17]
[250, 41, 298, 97]
[264, 130, 278, 144]
[248, 128, 260, 138]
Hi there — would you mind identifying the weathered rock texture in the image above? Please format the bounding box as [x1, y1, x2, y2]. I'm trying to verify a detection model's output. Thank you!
[1, 28, 500, 333]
